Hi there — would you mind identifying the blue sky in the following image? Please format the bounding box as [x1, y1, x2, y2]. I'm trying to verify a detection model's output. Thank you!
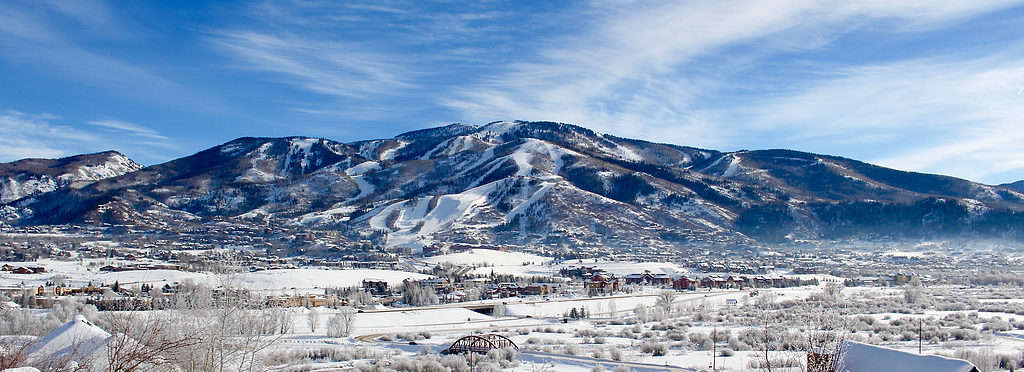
[2, 1, 1024, 184]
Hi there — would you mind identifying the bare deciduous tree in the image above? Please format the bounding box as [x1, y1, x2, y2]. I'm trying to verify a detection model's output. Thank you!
[655, 290, 677, 318]
[0, 336, 32, 370]
[904, 276, 925, 304]
[102, 312, 200, 372]
[327, 307, 357, 338]
[308, 307, 319, 334]
[165, 281, 283, 372]
[805, 309, 848, 372]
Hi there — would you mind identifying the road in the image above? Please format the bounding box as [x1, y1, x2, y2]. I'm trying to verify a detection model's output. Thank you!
[521, 350, 698, 372]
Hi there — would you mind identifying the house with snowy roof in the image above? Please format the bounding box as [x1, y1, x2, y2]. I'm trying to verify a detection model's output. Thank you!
[25, 315, 112, 368]
[623, 270, 671, 287]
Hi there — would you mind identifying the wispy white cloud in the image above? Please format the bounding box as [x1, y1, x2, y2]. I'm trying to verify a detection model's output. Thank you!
[699, 49, 1024, 183]
[211, 32, 415, 98]
[38, 0, 114, 29]
[214, 0, 544, 107]
[0, 110, 177, 164]
[439, 0, 1024, 183]
[0, 111, 99, 160]
[343, 3, 410, 15]
[0, 0, 223, 111]
[90, 119, 169, 141]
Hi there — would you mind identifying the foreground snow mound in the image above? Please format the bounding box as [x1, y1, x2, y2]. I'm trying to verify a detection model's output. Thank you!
[838, 340, 978, 372]
[26, 315, 111, 364]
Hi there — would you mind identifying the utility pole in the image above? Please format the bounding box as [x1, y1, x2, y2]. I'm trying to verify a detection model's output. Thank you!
[712, 326, 717, 371]
[918, 318, 923, 354]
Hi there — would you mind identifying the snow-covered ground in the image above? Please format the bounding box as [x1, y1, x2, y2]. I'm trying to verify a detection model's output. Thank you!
[0, 259, 427, 294]
[464, 259, 694, 277]
[423, 249, 553, 267]
[5, 258, 1023, 372]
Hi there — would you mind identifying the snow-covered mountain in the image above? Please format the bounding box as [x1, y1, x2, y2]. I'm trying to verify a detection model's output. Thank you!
[0, 151, 141, 203]
[1003, 180, 1024, 193]
[6, 121, 1024, 247]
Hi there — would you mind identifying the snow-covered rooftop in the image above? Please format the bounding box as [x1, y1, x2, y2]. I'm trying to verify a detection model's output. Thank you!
[26, 315, 111, 364]
[837, 340, 978, 372]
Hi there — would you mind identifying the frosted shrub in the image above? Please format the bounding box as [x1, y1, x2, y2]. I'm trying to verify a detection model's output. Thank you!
[728, 336, 749, 351]
[665, 329, 686, 341]
[997, 354, 1021, 371]
[479, 362, 504, 372]
[641, 342, 667, 356]
[565, 344, 580, 356]
[388, 357, 417, 371]
[689, 332, 711, 350]
[486, 347, 517, 364]
[440, 355, 470, 372]
[956, 349, 997, 372]
[634, 305, 649, 323]
[608, 346, 624, 361]
[982, 317, 1010, 332]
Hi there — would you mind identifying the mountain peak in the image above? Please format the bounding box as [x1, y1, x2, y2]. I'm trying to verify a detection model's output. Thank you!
[0, 151, 142, 203]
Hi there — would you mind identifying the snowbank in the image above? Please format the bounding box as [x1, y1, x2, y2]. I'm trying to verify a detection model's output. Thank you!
[837, 340, 978, 372]
[26, 315, 110, 364]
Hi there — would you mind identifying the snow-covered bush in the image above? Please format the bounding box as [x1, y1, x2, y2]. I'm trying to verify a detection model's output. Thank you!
[564, 344, 580, 356]
[641, 342, 667, 356]
[955, 348, 996, 372]
[440, 355, 470, 372]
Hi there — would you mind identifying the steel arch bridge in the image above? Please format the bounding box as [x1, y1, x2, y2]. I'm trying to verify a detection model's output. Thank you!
[445, 334, 519, 354]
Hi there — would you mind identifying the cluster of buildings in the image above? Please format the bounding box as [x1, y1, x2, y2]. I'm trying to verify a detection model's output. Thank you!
[1, 263, 46, 274]
[361, 278, 567, 304]
[561, 266, 817, 295]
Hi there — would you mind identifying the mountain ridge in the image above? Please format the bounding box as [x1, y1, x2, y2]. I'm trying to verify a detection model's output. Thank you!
[3, 121, 1023, 248]
[0, 151, 141, 204]
[1003, 180, 1024, 193]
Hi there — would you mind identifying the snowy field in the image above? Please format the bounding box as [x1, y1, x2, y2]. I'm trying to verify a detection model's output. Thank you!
[0, 258, 427, 294]
[3, 259, 1023, 371]
[423, 249, 553, 267]
[464, 259, 695, 277]
[238, 283, 1022, 371]
[458, 257, 831, 280]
